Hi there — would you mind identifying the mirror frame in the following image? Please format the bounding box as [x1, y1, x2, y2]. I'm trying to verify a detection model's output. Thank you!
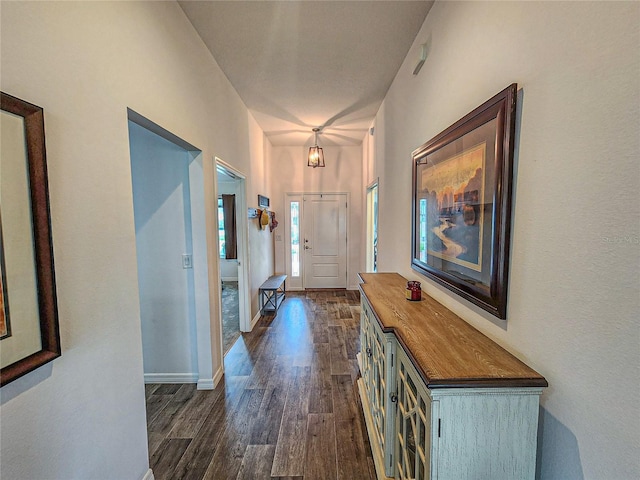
[1, 92, 61, 387]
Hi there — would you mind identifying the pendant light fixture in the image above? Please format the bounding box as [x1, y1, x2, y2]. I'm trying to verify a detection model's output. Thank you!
[307, 127, 325, 168]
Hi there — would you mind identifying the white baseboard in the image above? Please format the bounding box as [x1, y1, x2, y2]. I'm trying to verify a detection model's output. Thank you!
[221, 276, 239, 282]
[250, 310, 261, 330]
[141, 468, 155, 480]
[197, 378, 214, 390]
[212, 365, 224, 387]
[144, 373, 198, 384]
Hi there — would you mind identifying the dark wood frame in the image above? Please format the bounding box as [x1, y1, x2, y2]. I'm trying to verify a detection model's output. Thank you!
[0, 212, 11, 339]
[1, 92, 61, 387]
[411, 84, 517, 319]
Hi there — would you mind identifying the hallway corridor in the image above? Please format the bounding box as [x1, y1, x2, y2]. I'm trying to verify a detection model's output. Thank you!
[145, 290, 375, 480]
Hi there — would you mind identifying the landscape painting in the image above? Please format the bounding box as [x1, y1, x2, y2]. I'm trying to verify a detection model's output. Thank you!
[411, 83, 517, 319]
[419, 142, 486, 272]
[1, 217, 9, 340]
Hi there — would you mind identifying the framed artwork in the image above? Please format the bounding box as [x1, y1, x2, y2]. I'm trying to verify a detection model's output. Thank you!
[411, 84, 518, 319]
[258, 195, 270, 208]
[0, 215, 11, 340]
[1, 92, 61, 387]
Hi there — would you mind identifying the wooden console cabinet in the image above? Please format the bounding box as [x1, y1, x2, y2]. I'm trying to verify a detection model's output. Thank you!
[357, 273, 547, 480]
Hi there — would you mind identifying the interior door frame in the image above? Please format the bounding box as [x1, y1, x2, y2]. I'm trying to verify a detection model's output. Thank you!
[214, 158, 251, 335]
[284, 192, 349, 290]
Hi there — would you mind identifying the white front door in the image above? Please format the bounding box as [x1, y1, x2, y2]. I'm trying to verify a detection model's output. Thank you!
[303, 194, 347, 288]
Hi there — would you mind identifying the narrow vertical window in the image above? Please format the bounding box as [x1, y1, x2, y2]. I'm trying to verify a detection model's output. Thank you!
[218, 197, 226, 258]
[366, 182, 379, 272]
[372, 184, 378, 272]
[291, 202, 300, 277]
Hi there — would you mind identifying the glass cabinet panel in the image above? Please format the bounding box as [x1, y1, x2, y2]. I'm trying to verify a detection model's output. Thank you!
[396, 348, 432, 480]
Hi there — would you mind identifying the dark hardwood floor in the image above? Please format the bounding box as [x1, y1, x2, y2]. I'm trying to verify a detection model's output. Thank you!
[145, 290, 376, 480]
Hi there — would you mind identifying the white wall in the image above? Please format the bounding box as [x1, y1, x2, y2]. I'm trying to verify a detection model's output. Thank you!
[372, 2, 639, 479]
[129, 121, 198, 381]
[271, 146, 363, 289]
[0, 2, 271, 479]
[246, 114, 275, 319]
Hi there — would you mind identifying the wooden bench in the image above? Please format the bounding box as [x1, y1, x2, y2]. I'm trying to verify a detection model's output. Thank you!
[259, 274, 287, 316]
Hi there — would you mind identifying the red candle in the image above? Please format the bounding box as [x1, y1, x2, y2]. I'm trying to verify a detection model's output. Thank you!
[406, 281, 421, 301]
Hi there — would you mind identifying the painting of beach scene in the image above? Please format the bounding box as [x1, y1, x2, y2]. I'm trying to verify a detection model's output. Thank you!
[418, 142, 486, 272]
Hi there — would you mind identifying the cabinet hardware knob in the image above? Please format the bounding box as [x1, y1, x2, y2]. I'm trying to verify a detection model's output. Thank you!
[390, 393, 398, 403]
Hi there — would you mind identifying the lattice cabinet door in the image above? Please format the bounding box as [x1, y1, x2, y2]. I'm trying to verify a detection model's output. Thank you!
[359, 295, 398, 478]
[370, 314, 398, 477]
[369, 318, 387, 466]
[395, 347, 434, 480]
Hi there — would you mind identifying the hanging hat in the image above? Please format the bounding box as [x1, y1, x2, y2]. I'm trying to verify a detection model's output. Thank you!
[260, 209, 270, 229]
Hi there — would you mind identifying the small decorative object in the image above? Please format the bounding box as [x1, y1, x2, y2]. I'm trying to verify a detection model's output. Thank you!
[258, 195, 269, 208]
[406, 281, 422, 301]
[411, 84, 518, 319]
[307, 127, 325, 168]
[1, 92, 61, 386]
[248, 208, 258, 219]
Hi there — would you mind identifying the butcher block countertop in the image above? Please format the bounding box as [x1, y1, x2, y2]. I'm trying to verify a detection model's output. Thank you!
[359, 273, 547, 389]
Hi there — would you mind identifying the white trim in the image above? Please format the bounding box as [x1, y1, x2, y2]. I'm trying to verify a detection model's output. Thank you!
[196, 378, 214, 390]
[212, 365, 224, 387]
[144, 373, 198, 384]
[215, 158, 252, 334]
[221, 276, 239, 282]
[365, 180, 379, 273]
[140, 468, 155, 480]
[250, 310, 262, 329]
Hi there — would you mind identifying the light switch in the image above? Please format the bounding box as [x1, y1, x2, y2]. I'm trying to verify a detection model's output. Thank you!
[182, 254, 193, 269]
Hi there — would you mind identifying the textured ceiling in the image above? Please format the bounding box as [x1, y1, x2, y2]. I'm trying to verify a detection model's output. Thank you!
[179, 1, 433, 146]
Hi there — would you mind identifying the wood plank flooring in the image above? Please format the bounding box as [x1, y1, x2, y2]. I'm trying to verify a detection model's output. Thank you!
[145, 290, 376, 480]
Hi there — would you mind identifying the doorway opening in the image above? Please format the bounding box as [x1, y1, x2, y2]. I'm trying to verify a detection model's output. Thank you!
[215, 159, 251, 355]
[127, 110, 213, 389]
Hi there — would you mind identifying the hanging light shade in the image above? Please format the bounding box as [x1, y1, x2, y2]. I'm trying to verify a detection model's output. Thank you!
[307, 127, 325, 168]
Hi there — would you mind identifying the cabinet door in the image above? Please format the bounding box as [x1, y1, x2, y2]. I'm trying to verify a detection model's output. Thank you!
[395, 347, 434, 480]
[360, 296, 397, 477]
[360, 302, 373, 398]
[369, 316, 387, 463]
